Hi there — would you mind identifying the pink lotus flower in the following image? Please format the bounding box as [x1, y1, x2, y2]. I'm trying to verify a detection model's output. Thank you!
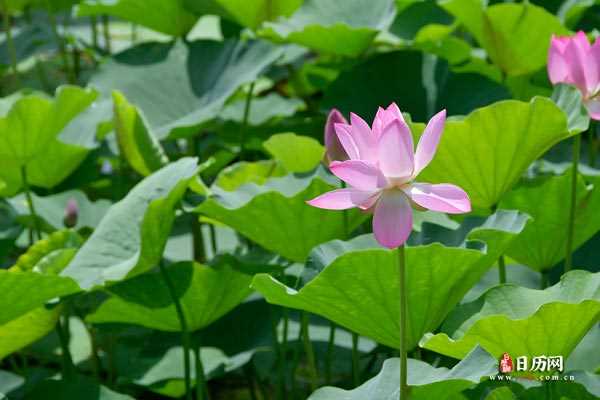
[548, 31, 600, 120]
[324, 108, 349, 164]
[308, 103, 471, 248]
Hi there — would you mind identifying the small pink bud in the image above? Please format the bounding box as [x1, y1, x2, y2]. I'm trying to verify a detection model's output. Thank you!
[64, 198, 78, 228]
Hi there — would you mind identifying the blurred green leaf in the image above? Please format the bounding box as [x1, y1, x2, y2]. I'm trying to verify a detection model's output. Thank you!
[112, 91, 168, 176]
[27, 374, 133, 399]
[551, 83, 590, 134]
[263, 133, 324, 173]
[417, 97, 570, 210]
[259, 0, 396, 56]
[214, 160, 287, 191]
[61, 158, 198, 289]
[422, 270, 600, 360]
[0, 86, 99, 196]
[253, 211, 528, 349]
[441, 1, 569, 76]
[184, 0, 303, 30]
[77, 0, 197, 36]
[197, 171, 367, 262]
[91, 40, 282, 139]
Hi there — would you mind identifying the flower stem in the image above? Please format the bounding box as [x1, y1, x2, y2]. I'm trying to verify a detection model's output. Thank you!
[498, 255, 507, 284]
[45, 3, 73, 83]
[102, 15, 111, 54]
[55, 308, 74, 379]
[194, 336, 209, 400]
[325, 320, 335, 384]
[1, 2, 20, 86]
[301, 311, 318, 392]
[239, 82, 255, 160]
[565, 133, 581, 273]
[159, 262, 192, 400]
[20, 166, 41, 242]
[90, 16, 98, 48]
[398, 245, 409, 400]
[352, 332, 360, 386]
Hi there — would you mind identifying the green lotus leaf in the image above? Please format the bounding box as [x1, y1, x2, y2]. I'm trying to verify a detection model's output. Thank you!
[112, 91, 168, 176]
[252, 211, 529, 349]
[421, 270, 600, 360]
[91, 40, 282, 139]
[309, 346, 497, 400]
[184, 0, 303, 30]
[500, 171, 600, 271]
[196, 170, 367, 262]
[214, 160, 287, 191]
[219, 93, 304, 126]
[441, 1, 569, 76]
[417, 97, 571, 210]
[86, 260, 252, 332]
[263, 132, 324, 173]
[551, 84, 590, 135]
[0, 86, 99, 196]
[259, 0, 396, 56]
[77, 0, 197, 37]
[61, 158, 199, 289]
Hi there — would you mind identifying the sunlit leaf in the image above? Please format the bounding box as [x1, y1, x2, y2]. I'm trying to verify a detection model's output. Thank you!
[500, 171, 600, 271]
[416, 97, 570, 210]
[259, 0, 396, 56]
[77, 0, 197, 36]
[61, 158, 199, 289]
[252, 211, 529, 349]
[87, 260, 252, 332]
[184, 0, 303, 30]
[112, 91, 168, 176]
[421, 270, 600, 360]
[309, 346, 496, 400]
[91, 40, 282, 139]
[263, 133, 324, 173]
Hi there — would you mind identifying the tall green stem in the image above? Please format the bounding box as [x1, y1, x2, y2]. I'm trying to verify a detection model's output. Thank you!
[55, 311, 74, 378]
[194, 336, 209, 400]
[498, 255, 507, 284]
[102, 15, 111, 54]
[1, 2, 19, 86]
[351, 333, 360, 386]
[398, 245, 409, 400]
[239, 82, 255, 160]
[90, 16, 98, 48]
[46, 3, 72, 83]
[159, 262, 192, 400]
[325, 320, 335, 384]
[20, 166, 41, 241]
[565, 133, 581, 273]
[301, 312, 318, 392]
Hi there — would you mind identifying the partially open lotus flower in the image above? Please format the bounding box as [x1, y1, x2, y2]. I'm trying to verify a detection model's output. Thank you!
[548, 31, 600, 120]
[308, 103, 471, 248]
[324, 108, 349, 164]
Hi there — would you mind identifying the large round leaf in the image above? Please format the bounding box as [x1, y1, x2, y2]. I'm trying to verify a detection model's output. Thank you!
[91, 39, 282, 139]
[86, 260, 252, 332]
[500, 171, 600, 271]
[421, 270, 600, 360]
[61, 158, 199, 289]
[77, 0, 197, 37]
[259, 0, 396, 56]
[252, 211, 529, 349]
[196, 170, 367, 262]
[0, 86, 100, 195]
[309, 346, 497, 400]
[416, 97, 571, 210]
[441, 1, 569, 76]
